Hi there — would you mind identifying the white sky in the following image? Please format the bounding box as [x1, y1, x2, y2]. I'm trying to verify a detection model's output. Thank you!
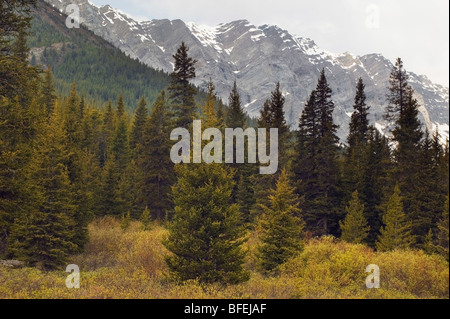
[90, 0, 449, 87]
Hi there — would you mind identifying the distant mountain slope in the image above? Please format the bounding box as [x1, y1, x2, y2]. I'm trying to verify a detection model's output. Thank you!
[29, 0, 171, 111]
[44, 0, 449, 142]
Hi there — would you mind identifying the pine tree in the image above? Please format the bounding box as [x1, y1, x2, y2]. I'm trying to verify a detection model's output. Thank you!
[385, 58, 409, 123]
[258, 170, 304, 272]
[341, 79, 375, 242]
[257, 99, 272, 129]
[266, 82, 290, 170]
[63, 82, 83, 183]
[164, 163, 249, 284]
[393, 89, 424, 244]
[120, 212, 131, 230]
[72, 148, 98, 248]
[0, 0, 41, 254]
[99, 101, 114, 167]
[436, 196, 449, 260]
[140, 206, 151, 231]
[236, 171, 256, 224]
[293, 70, 341, 235]
[137, 91, 174, 220]
[423, 229, 435, 255]
[362, 128, 392, 246]
[376, 184, 414, 251]
[408, 131, 446, 246]
[111, 115, 131, 172]
[41, 67, 56, 119]
[339, 190, 370, 244]
[97, 158, 120, 215]
[79, 96, 86, 120]
[116, 94, 126, 120]
[224, 81, 254, 208]
[201, 79, 222, 128]
[348, 78, 370, 147]
[8, 109, 77, 269]
[225, 81, 246, 129]
[130, 96, 148, 152]
[168, 42, 198, 129]
[253, 84, 291, 222]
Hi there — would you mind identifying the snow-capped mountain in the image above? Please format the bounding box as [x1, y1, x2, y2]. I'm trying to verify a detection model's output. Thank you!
[45, 0, 449, 142]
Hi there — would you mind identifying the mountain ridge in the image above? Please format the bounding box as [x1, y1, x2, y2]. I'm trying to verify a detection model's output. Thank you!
[45, 0, 449, 142]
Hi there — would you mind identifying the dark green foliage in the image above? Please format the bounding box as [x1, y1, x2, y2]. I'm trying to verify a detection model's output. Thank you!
[225, 81, 246, 129]
[261, 82, 290, 170]
[0, 0, 41, 256]
[385, 58, 409, 123]
[258, 170, 304, 272]
[386, 60, 431, 247]
[168, 42, 198, 129]
[130, 96, 148, 152]
[293, 70, 341, 236]
[164, 164, 249, 284]
[348, 78, 370, 148]
[136, 91, 174, 220]
[40, 67, 56, 119]
[361, 128, 392, 246]
[8, 109, 77, 269]
[116, 94, 126, 120]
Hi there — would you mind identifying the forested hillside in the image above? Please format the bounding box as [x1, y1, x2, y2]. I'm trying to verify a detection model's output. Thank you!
[0, 0, 448, 300]
[27, 0, 170, 111]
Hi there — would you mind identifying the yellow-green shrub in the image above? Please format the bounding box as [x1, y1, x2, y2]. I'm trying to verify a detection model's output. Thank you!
[1, 220, 448, 299]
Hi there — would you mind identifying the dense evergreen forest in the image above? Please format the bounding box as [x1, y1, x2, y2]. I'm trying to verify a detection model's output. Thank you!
[0, 0, 448, 291]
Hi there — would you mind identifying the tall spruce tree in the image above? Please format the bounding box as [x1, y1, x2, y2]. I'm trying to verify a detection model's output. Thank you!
[168, 42, 198, 129]
[348, 78, 370, 147]
[130, 96, 148, 152]
[137, 91, 174, 220]
[384, 59, 428, 247]
[224, 81, 253, 207]
[164, 163, 249, 284]
[99, 101, 114, 168]
[8, 109, 77, 269]
[257, 99, 272, 129]
[385, 58, 409, 123]
[0, 0, 41, 255]
[341, 78, 377, 242]
[362, 128, 392, 246]
[225, 81, 246, 129]
[41, 67, 56, 119]
[294, 70, 341, 235]
[258, 169, 304, 272]
[339, 190, 370, 244]
[263, 83, 290, 171]
[116, 94, 126, 120]
[376, 184, 414, 251]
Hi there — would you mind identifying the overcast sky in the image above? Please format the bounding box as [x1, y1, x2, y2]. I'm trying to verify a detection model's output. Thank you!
[90, 0, 449, 86]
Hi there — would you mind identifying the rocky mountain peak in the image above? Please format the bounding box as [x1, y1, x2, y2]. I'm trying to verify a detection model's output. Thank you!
[44, 0, 449, 143]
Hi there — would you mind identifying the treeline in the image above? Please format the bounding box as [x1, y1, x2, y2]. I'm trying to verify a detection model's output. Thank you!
[1, 1, 448, 283]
